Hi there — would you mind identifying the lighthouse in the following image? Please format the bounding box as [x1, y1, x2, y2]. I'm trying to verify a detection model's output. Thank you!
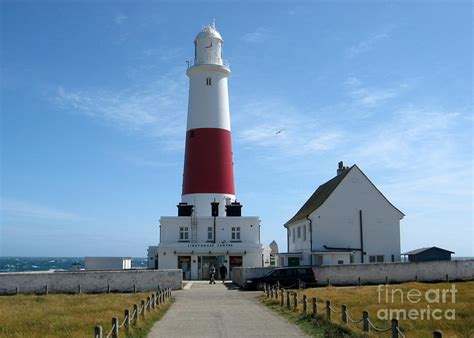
[148, 22, 264, 280]
[182, 21, 235, 216]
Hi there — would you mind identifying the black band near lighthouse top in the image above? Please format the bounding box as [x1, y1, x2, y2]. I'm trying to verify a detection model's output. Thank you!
[182, 22, 235, 216]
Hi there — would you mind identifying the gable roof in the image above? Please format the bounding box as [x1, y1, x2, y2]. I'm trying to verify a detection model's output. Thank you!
[284, 164, 405, 227]
[284, 166, 352, 227]
[403, 247, 455, 255]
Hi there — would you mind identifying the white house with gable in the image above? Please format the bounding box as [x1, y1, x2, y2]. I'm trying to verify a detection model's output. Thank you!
[281, 162, 404, 266]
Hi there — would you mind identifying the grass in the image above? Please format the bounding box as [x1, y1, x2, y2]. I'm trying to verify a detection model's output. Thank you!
[262, 281, 474, 338]
[0, 292, 173, 338]
[261, 298, 360, 338]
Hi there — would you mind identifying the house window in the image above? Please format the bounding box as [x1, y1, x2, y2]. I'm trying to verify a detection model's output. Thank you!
[231, 227, 241, 241]
[303, 224, 306, 241]
[206, 77, 211, 86]
[369, 255, 384, 263]
[179, 227, 189, 241]
[297, 226, 301, 238]
[207, 227, 213, 241]
[337, 260, 344, 264]
[292, 228, 295, 243]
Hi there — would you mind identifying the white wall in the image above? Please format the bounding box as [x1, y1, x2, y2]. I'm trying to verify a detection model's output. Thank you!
[0, 269, 183, 294]
[231, 260, 474, 287]
[160, 216, 260, 244]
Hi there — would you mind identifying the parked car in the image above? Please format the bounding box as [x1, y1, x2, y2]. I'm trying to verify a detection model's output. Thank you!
[243, 267, 316, 290]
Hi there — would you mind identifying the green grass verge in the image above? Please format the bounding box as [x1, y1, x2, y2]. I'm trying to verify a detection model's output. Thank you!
[260, 297, 363, 338]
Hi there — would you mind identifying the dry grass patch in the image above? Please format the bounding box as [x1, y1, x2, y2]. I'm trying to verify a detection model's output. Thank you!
[0, 292, 172, 338]
[292, 281, 474, 338]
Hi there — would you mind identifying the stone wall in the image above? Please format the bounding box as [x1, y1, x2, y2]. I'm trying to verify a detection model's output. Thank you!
[0, 269, 182, 295]
[232, 260, 474, 287]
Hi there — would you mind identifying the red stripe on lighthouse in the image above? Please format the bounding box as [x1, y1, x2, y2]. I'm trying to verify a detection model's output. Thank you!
[182, 128, 235, 195]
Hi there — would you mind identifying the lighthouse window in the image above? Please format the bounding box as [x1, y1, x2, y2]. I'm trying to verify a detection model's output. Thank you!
[179, 227, 189, 241]
[207, 227, 213, 241]
[206, 77, 212, 86]
[231, 227, 241, 241]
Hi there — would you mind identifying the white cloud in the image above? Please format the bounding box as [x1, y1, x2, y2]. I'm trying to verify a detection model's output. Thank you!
[346, 26, 395, 58]
[349, 107, 465, 170]
[114, 13, 128, 25]
[54, 68, 187, 150]
[1, 198, 84, 223]
[234, 99, 343, 157]
[241, 27, 271, 43]
[344, 76, 407, 108]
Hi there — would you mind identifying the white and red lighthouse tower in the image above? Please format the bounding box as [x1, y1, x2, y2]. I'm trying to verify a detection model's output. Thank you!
[181, 21, 235, 216]
[149, 22, 263, 280]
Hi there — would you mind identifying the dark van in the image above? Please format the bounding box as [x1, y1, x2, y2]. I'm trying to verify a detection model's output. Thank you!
[243, 266, 316, 290]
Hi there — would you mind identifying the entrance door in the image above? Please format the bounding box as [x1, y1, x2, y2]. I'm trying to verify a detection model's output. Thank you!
[201, 256, 217, 280]
[178, 256, 191, 280]
[229, 256, 242, 279]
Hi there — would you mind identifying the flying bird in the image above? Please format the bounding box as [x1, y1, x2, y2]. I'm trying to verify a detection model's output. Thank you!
[275, 129, 286, 135]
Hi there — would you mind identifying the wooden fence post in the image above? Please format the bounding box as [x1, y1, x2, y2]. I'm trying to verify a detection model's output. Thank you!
[433, 330, 444, 338]
[107, 284, 110, 294]
[133, 284, 137, 293]
[280, 289, 284, 306]
[326, 300, 331, 321]
[134, 304, 139, 323]
[446, 274, 449, 282]
[342, 304, 347, 323]
[270, 286, 274, 299]
[147, 296, 151, 311]
[327, 278, 330, 286]
[358, 277, 361, 287]
[312, 297, 317, 317]
[111, 317, 119, 338]
[302, 295, 307, 314]
[286, 290, 290, 308]
[266, 285, 270, 298]
[44, 284, 48, 295]
[293, 292, 297, 311]
[152, 293, 156, 309]
[363, 311, 369, 332]
[141, 300, 146, 318]
[94, 325, 103, 338]
[15, 286, 19, 295]
[275, 286, 278, 300]
[78, 284, 81, 294]
[385, 276, 389, 284]
[391, 318, 399, 338]
[124, 309, 130, 331]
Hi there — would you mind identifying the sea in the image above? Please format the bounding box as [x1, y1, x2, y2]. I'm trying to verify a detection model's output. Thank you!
[0, 257, 148, 273]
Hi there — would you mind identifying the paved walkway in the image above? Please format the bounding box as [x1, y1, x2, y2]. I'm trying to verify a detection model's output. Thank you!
[148, 281, 308, 338]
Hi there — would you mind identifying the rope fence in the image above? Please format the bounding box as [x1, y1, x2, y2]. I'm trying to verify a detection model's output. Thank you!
[94, 287, 172, 338]
[263, 283, 445, 338]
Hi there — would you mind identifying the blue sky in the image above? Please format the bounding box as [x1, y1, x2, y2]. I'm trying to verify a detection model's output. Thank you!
[1, 1, 472, 257]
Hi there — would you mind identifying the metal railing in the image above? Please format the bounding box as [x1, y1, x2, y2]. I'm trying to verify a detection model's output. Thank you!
[187, 59, 230, 69]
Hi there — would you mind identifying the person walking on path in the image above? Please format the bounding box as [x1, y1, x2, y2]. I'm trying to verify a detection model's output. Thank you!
[219, 264, 228, 284]
[209, 264, 216, 284]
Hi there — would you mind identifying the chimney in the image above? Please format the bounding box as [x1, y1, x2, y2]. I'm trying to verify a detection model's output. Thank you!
[337, 161, 345, 175]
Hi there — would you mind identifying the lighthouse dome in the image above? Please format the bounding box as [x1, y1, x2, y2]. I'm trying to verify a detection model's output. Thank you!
[195, 24, 223, 42]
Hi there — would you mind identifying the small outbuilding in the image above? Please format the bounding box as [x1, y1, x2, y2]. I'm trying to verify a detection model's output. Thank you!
[402, 247, 454, 262]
